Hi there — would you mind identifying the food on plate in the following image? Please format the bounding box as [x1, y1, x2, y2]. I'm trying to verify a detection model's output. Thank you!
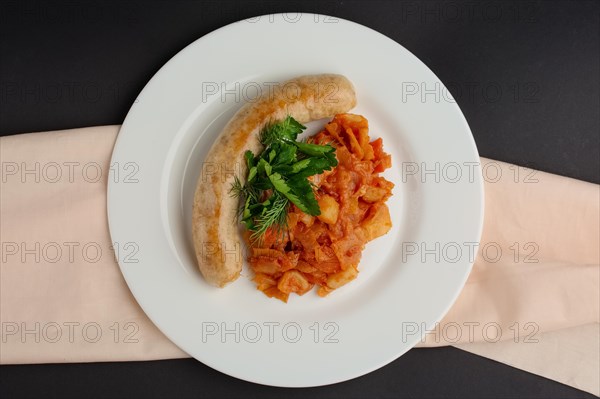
[240, 113, 393, 302]
[192, 74, 357, 287]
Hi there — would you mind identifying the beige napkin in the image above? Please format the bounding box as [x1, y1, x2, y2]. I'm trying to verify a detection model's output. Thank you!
[456, 323, 600, 396]
[1, 126, 598, 394]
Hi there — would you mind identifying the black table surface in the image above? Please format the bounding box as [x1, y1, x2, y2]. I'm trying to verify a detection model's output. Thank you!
[0, 1, 598, 398]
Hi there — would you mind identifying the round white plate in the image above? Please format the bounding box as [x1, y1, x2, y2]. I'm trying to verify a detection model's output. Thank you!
[108, 14, 483, 387]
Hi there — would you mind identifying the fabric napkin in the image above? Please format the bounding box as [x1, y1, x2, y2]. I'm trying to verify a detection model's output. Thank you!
[1, 126, 598, 395]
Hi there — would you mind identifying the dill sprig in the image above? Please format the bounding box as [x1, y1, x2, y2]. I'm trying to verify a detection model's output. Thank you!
[229, 175, 245, 198]
[249, 192, 289, 244]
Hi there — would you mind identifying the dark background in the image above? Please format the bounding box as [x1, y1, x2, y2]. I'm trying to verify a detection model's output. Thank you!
[0, 0, 598, 398]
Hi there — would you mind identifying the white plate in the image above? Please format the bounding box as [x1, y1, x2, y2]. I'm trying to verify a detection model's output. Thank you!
[108, 14, 484, 387]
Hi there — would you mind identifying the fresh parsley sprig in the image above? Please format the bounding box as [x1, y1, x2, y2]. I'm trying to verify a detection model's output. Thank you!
[229, 116, 338, 242]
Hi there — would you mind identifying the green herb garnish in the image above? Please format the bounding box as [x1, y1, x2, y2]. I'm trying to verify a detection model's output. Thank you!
[229, 116, 338, 242]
